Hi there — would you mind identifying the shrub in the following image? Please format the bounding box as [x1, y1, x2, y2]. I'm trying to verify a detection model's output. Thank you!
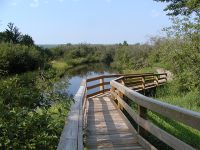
[0, 43, 44, 76]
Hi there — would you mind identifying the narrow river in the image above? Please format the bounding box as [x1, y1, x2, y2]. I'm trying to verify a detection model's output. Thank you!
[64, 63, 119, 96]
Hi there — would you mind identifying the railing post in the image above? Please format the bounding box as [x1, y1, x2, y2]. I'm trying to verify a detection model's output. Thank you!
[142, 76, 145, 90]
[118, 78, 125, 110]
[141, 76, 145, 95]
[118, 91, 123, 110]
[138, 105, 148, 138]
[120, 78, 125, 86]
[100, 77, 104, 93]
[110, 86, 115, 99]
[165, 73, 167, 82]
[155, 75, 158, 86]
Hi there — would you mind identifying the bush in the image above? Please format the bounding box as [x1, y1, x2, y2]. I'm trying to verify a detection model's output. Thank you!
[112, 44, 151, 70]
[149, 36, 200, 92]
[0, 69, 71, 149]
[0, 43, 44, 76]
[0, 100, 70, 149]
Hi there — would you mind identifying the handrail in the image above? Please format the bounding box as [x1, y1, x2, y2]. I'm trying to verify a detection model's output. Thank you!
[110, 79, 200, 150]
[86, 73, 154, 82]
[57, 80, 87, 150]
[57, 73, 168, 150]
[86, 73, 167, 97]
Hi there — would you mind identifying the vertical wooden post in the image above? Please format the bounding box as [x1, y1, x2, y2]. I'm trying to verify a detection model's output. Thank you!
[120, 78, 125, 86]
[165, 73, 167, 82]
[141, 76, 145, 95]
[138, 105, 147, 138]
[100, 77, 104, 93]
[118, 91, 123, 110]
[142, 76, 145, 90]
[118, 78, 124, 110]
[155, 75, 158, 86]
[110, 86, 115, 99]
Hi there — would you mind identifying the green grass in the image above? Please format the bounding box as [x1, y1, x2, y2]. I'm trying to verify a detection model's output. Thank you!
[155, 83, 200, 112]
[122, 66, 156, 74]
[51, 60, 71, 71]
[146, 82, 200, 149]
[148, 111, 200, 149]
[126, 80, 200, 149]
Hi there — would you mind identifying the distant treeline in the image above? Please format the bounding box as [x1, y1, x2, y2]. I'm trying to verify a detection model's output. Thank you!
[50, 42, 151, 70]
[50, 33, 199, 93]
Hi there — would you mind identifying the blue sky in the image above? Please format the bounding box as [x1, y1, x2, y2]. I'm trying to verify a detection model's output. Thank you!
[0, 0, 170, 44]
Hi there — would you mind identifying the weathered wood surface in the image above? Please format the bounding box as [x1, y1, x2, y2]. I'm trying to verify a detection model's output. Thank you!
[85, 93, 152, 150]
[86, 73, 167, 99]
[110, 80, 200, 131]
[58, 73, 199, 150]
[57, 80, 86, 150]
[86, 73, 154, 83]
[110, 91, 195, 150]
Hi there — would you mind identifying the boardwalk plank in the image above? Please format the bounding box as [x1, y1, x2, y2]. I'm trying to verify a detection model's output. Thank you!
[86, 93, 147, 150]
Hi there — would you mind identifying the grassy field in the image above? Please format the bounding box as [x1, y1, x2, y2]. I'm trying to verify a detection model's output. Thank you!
[123, 67, 200, 149]
[150, 82, 200, 149]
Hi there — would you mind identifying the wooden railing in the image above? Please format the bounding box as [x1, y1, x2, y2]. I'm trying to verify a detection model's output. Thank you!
[110, 78, 200, 150]
[86, 73, 165, 98]
[114, 73, 167, 91]
[58, 73, 200, 150]
[86, 74, 122, 98]
[57, 73, 163, 150]
[57, 80, 87, 150]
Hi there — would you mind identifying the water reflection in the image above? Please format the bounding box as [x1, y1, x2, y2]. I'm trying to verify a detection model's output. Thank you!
[64, 63, 119, 95]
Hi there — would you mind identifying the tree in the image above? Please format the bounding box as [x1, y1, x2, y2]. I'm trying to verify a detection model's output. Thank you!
[123, 41, 128, 46]
[0, 23, 35, 46]
[20, 34, 34, 46]
[0, 32, 6, 42]
[154, 0, 200, 16]
[5, 22, 21, 43]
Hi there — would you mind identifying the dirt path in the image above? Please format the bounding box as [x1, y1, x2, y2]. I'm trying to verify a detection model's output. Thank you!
[156, 68, 173, 81]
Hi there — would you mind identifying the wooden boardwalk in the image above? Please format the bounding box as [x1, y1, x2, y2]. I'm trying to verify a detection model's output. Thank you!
[86, 93, 144, 150]
[57, 73, 200, 150]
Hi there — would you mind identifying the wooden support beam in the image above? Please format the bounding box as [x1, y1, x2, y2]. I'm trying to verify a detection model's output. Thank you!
[110, 80, 200, 131]
[110, 86, 115, 100]
[99, 78, 104, 93]
[138, 105, 147, 138]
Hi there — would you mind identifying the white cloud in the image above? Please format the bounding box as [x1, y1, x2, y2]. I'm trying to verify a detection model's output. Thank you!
[30, 0, 39, 8]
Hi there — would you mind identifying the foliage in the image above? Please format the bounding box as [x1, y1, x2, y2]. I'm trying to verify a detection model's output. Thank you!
[112, 44, 151, 70]
[50, 43, 152, 71]
[148, 109, 200, 149]
[0, 68, 71, 149]
[0, 43, 43, 76]
[5, 22, 21, 44]
[148, 21, 200, 92]
[0, 100, 70, 149]
[144, 2, 200, 148]
[51, 60, 71, 72]
[154, 0, 200, 16]
[0, 23, 35, 46]
[50, 44, 113, 66]
[20, 34, 34, 46]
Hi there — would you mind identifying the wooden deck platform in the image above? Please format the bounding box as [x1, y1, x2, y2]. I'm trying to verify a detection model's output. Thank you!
[57, 73, 200, 150]
[86, 93, 145, 150]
